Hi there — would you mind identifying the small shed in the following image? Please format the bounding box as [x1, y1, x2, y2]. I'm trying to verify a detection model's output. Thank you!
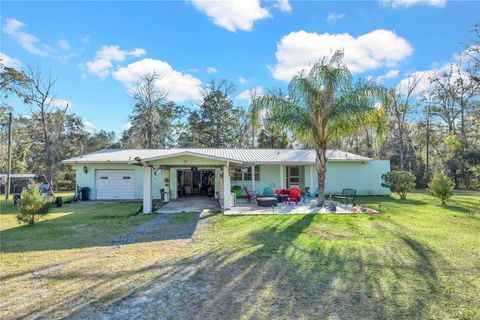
[0, 174, 36, 194]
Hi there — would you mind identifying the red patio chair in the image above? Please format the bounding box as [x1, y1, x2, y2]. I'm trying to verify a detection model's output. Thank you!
[288, 188, 302, 205]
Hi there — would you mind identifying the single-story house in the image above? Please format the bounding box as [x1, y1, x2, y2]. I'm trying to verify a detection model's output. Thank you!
[63, 148, 390, 213]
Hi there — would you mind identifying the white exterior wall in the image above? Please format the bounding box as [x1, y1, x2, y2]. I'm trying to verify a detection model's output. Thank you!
[75, 164, 164, 200]
[304, 160, 390, 195]
[74, 160, 390, 200]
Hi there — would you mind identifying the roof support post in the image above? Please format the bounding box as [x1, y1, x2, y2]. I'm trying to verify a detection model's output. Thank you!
[310, 164, 315, 194]
[251, 165, 255, 194]
[143, 165, 152, 214]
[223, 163, 231, 210]
[280, 165, 285, 189]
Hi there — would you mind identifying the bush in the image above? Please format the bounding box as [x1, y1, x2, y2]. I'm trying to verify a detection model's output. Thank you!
[471, 181, 480, 191]
[468, 202, 479, 218]
[16, 183, 50, 225]
[381, 170, 416, 200]
[428, 173, 454, 205]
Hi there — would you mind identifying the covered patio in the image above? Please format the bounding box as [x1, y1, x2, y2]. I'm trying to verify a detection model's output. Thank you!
[133, 151, 241, 214]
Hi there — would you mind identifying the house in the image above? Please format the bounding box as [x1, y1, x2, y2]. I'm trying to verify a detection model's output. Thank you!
[62, 148, 390, 213]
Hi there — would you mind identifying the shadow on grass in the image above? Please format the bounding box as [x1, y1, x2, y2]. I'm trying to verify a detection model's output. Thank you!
[33, 213, 449, 320]
[4, 193, 469, 319]
[0, 202, 154, 253]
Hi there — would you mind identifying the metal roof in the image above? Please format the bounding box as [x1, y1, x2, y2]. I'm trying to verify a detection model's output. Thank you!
[63, 148, 371, 165]
[0, 174, 36, 179]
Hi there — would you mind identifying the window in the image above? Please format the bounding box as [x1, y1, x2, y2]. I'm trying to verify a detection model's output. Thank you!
[232, 168, 243, 181]
[233, 166, 260, 181]
[123, 176, 131, 180]
[100, 176, 108, 180]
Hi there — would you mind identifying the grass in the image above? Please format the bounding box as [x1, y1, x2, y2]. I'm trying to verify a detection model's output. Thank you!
[1, 191, 479, 319]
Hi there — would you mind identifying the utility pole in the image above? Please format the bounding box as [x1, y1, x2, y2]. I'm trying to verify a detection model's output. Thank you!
[6, 112, 12, 201]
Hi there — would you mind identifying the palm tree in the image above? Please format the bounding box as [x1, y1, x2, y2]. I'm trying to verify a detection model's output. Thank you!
[254, 50, 385, 203]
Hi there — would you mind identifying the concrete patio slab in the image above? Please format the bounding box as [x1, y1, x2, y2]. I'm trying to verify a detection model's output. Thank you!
[225, 199, 378, 215]
[157, 196, 221, 214]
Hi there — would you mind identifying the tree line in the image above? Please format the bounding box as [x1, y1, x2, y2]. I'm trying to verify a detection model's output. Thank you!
[1, 24, 479, 191]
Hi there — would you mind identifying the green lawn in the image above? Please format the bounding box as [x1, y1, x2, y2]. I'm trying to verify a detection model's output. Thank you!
[1, 191, 479, 319]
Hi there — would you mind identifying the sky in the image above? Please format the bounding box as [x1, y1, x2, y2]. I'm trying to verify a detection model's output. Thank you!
[1, 0, 478, 135]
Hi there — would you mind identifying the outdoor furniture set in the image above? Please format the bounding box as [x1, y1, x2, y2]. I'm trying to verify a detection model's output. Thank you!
[242, 186, 357, 208]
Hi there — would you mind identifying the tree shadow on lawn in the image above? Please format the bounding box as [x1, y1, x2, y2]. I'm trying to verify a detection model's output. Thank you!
[356, 195, 427, 208]
[0, 203, 207, 254]
[51, 214, 451, 320]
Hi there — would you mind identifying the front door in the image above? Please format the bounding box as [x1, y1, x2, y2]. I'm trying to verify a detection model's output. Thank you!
[286, 166, 300, 189]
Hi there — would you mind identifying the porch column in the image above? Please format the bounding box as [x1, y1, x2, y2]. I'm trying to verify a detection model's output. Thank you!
[310, 164, 314, 192]
[164, 168, 171, 201]
[143, 166, 152, 214]
[223, 163, 231, 210]
[251, 165, 255, 194]
[280, 165, 285, 189]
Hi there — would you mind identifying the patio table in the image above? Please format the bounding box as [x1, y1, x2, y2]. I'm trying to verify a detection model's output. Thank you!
[279, 194, 290, 203]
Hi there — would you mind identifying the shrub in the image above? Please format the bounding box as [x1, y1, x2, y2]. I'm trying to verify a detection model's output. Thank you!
[468, 202, 479, 218]
[471, 181, 480, 191]
[428, 173, 454, 205]
[16, 183, 50, 225]
[381, 170, 416, 200]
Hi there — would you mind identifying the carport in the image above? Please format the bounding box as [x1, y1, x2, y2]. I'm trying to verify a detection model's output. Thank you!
[130, 151, 241, 214]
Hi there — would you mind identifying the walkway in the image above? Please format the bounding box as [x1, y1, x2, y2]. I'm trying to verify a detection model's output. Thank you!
[157, 196, 221, 214]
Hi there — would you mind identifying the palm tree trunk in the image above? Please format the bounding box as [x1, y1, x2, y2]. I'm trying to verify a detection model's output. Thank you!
[315, 146, 327, 204]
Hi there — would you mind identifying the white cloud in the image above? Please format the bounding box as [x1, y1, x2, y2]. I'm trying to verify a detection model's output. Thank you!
[237, 86, 265, 103]
[396, 60, 471, 98]
[271, 29, 413, 81]
[113, 58, 203, 102]
[0, 52, 22, 68]
[191, 0, 270, 32]
[47, 98, 73, 109]
[2, 18, 49, 56]
[239, 76, 247, 84]
[206, 66, 218, 74]
[326, 12, 345, 23]
[123, 122, 132, 130]
[397, 63, 473, 100]
[86, 45, 147, 78]
[83, 121, 97, 134]
[376, 69, 400, 82]
[397, 70, 434, 96]
[58, 39, 70, 50]
[381, 0, 446, 7]
[273, 0, 292, 13]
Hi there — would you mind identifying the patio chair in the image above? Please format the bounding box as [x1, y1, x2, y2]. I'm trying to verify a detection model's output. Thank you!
[274, 189, 287, 203]
[244, 186, 256, 203]
[262, 187, 273, 197]
[332, 188, 357, 206]
[288, 188, 302, 205]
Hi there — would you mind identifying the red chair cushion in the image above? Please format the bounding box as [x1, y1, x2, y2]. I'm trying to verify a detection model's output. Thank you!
[288, 188, 302, 199]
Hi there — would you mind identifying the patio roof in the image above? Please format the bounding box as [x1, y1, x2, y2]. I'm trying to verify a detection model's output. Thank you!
[62, 148, 372, 165]
[0, 173, 36, 179]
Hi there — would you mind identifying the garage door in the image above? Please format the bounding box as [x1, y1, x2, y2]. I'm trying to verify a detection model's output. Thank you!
[95, 170, 135, 200]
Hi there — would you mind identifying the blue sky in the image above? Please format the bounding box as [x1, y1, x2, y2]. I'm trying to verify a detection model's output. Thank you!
[1, 0, 478, 135]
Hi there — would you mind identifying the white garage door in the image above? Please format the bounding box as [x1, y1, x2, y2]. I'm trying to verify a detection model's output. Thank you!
[95, 170, 135, 200]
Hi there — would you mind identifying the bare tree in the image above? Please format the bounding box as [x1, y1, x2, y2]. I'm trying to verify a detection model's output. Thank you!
[426, 63, 479, 135]
[463, 22, 480, 84]
[131, 72, 167, 148]
[388, 75, 421, 170]
[22, 66, 69, 185]
[123, 72, 184, 148]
